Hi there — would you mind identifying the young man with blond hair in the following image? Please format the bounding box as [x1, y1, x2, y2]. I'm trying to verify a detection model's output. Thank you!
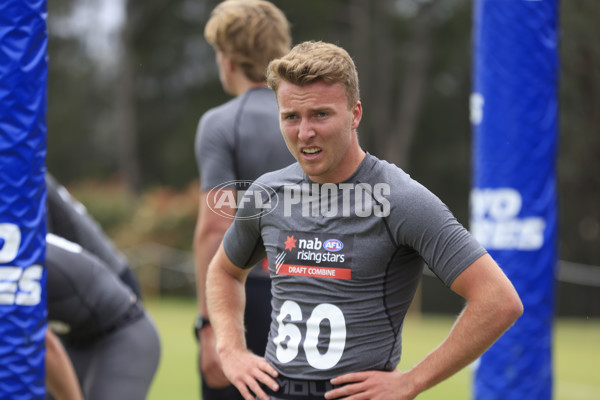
[206, 41, 523, 400]
[193, 1, 295, 399]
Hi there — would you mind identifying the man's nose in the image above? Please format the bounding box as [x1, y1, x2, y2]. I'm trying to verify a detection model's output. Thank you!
[298, 119, 316, 141]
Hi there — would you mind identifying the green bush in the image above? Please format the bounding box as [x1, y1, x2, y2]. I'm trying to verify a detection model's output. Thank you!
[67, 179, 199, 251]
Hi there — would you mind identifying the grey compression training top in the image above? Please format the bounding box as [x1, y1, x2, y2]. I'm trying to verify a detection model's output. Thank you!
[223, 153, 486, 379]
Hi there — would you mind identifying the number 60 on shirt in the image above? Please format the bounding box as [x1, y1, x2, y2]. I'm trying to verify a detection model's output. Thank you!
[274, 300, 346, 370]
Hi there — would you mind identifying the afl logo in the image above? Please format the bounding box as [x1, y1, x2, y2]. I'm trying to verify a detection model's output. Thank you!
[206, 180, 278, 220]
[324, 239, 343, 252]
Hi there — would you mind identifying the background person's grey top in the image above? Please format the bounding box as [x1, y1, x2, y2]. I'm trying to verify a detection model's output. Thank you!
[223, 153, 487, 380]
[194, 86, 294, 190]
[46, 173, 141, 297]
[46, 234, 138, 346]
[195, 86, 294, 279]
[46, 174, 128, 277]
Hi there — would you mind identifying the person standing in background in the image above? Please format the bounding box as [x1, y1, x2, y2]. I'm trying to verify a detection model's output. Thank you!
[192, 1, 295, 399]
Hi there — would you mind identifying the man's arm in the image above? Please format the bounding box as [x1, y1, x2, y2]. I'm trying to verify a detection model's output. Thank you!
[326, 253, 523, 400]
[45, 330, 84, 400]
[402, 253, 523, 394]
[206, 244, 280, 400]
[193, 190, 235, 388]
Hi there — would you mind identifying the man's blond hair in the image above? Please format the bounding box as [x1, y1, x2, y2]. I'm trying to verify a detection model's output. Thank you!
[266, 41, 360, 108]
[204, 0, 291, 82]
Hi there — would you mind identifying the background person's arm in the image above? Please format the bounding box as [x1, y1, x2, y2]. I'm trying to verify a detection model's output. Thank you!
[206, 244, 279, 400]
[193, 190, 235, 388]
[45, 330, 84, 400]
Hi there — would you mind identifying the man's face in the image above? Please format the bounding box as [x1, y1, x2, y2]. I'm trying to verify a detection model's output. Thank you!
[277, 80, 363, 184]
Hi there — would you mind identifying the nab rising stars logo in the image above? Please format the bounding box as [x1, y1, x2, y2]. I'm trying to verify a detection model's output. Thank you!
[275, 232, 352, 280]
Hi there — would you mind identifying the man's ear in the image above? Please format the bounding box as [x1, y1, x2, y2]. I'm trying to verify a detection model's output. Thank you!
[224, 57, 236, 74]
[351, 101, 362, 130]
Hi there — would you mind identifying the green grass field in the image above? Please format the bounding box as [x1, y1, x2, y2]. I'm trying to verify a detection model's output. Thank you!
[145, 297, 600, 400]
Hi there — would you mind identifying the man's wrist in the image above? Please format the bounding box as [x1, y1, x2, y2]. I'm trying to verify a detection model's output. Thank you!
[193, 314, 211, 340]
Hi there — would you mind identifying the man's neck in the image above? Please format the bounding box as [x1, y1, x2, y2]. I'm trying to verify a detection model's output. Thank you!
[231, 78, 268, 97]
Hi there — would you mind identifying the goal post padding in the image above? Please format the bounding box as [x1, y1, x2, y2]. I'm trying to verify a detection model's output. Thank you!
[0, 0, 48, 398]
[470, 1, 559, 399]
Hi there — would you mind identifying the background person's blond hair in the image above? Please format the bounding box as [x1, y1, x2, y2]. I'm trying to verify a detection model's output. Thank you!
[267, 41, 360, 108]
[204, 0, 291, 82]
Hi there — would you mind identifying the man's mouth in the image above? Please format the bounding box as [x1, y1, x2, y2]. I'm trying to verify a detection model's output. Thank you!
[302, 147, 321, 155]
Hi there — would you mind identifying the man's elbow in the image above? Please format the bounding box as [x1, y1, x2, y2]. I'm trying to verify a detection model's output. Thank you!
[503, 289, 524, 326]
[194, 226, 227, 253]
